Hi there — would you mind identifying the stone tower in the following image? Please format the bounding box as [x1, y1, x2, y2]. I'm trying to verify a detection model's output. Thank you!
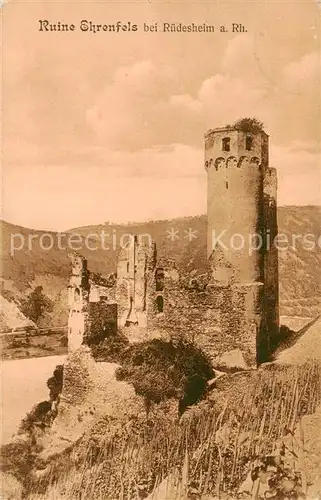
[205, 125, 279, 364]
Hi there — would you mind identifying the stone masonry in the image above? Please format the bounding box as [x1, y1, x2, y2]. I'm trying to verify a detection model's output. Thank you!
[67, 124, 279, 368]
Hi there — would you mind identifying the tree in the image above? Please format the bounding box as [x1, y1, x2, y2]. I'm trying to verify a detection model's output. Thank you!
[20, 286, 53, 324]
[115, 338, 214, 413]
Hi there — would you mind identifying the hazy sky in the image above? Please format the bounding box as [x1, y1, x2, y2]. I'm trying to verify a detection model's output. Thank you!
[2, 0, 320, 231]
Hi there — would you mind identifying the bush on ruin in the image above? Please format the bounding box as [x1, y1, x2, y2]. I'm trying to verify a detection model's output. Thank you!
[47, 364, 64, 401]
[232, 117, 265, 133]
[115, 338, 214, 412]
[90, 334, 129, 363]
[18, 364, 64, 437]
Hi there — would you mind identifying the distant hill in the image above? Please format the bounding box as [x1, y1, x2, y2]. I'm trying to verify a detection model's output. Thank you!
[1, 205, 320, 325]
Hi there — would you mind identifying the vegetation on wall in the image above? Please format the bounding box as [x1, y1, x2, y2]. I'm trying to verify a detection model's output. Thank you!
[85, 303, 118, 346]
[90, 272, 116, 288]
[92, 337, 214, 412]
[91, 334, 129, 362]
[47, 364, 64, 402]
[118, 339, 213, 412]
[18, 364, 64, 436]
[232, 117, 265, 134]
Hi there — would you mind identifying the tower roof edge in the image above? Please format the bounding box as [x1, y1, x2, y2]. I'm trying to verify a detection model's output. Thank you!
[205, 127, 269, 138]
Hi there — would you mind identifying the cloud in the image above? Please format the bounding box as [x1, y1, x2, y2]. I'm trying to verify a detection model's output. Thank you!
[5, 137, 320, 232]
[199, 74, 268, 128]
[168, 34, 272, 136]
[4, 27, 320, 230]
[163, 42, 320, 146]
[86, 35, 274, 151]
[282, 51, 319, 92]
[221, 34, 264, 83]
[86, 60, 178, 150]
[3, 144, 205, 230]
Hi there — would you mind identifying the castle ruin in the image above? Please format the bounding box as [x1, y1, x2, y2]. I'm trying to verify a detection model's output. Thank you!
[68, 124, 279, 368]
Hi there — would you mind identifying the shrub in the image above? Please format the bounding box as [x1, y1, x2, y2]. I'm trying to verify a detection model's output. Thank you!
[116, 339, 214, 411]
[90, 335, 129, 363]
[47, 364, 64, 401]
[232, 117, 265, 134]
[19, 401, 52, 434]
[0, 438, 36, 486]
[251, 453, 306, 500]
[18, 364, 64, 437]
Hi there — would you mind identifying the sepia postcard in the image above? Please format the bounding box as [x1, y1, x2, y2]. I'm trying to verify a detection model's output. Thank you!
[1, 0, 321, 498]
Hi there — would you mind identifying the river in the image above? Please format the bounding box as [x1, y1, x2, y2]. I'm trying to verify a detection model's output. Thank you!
[1, 355, 66, 444]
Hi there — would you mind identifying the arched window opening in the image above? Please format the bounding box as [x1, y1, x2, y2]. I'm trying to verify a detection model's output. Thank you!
[226, 156, 237, 169]
[246, 136, 253, 151]
[250, 156, 260, 166]
[156, 295, 164, 313]
[222, 137, 231, 152]
[74, 287, 81, 302]
[238, 156, 249, 168]
[215, 157, 225, 171]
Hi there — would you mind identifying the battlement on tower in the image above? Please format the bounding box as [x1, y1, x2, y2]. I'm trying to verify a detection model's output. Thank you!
[205, 127, 269, 173]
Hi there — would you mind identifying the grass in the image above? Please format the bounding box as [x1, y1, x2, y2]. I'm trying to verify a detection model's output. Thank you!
[25, 359, 321, 500]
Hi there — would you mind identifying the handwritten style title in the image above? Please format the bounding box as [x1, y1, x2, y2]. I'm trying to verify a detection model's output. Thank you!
[39, 20, 139, 33]
[37, 20, 247, 34]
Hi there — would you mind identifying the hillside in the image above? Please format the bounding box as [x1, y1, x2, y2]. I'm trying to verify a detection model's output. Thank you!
[275, 315, 321, 365]
[0, 295, 36, 332]
[1, 205, 320, 325]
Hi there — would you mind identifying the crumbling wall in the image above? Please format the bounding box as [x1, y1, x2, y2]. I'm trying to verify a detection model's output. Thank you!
[147, 267, 262, 368]
[87, 302, 117, 344]
[116, 236, 156, 341]
[67, 253, 90, 352]
[66, 121, 279, 366]
[263, 167, 279, 355]
[39, 346, 145, 461]
[68, 254, 118, 350]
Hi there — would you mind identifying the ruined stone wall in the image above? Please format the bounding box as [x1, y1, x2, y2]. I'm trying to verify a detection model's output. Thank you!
[262, 166, 279, 353]
[68, 254, 118, 350]
[67, 253, 90, 352]
[116, 236, 157, 341]
[65, 124, 278, 366]
[147, 267, 263, 367]
[145, 258, 180, 340]
[86, 302, 118, 344]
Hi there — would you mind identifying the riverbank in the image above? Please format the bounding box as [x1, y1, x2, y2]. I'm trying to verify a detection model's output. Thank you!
[1, 355, 66, 444]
